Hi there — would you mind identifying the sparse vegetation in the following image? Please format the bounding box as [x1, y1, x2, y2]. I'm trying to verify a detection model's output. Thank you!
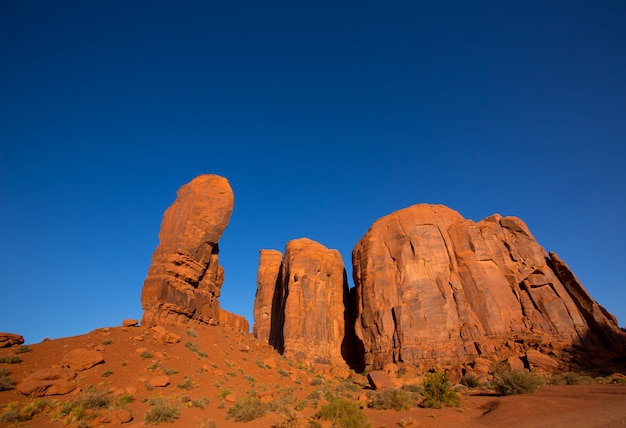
[491, 369, 542, 395]
[0, 368, 14, 391]
[116, 394, 135, 408]
[102, 369, 114, 377]
[421, 369, 461, 408]
[0, 355, 21, 364]
[102, 339, 113, 346]
[218, 387, 233, 400]
[278, 368, 290, 378]
[0, 399, 50, 424]
[549, 372, 593, 385]
[186, 328, 198, 337]
[185, 342, 208, 358]
[310, 377, 324, 386]
[460, 373, 482, 388]
[398, 417, 417, 427]
[177, 375, 194, 390]
[141, 350, 153, 359]
[15, 346, 31, 354]
[367, 388, 418, 410]
[227, 397, 269, 422]
[317, 397, 371, 428]
[145, 397, 181, 425]
[53, 385, 113, 425]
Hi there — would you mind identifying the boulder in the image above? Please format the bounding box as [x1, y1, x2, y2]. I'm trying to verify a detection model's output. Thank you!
[100, 409, 133, 424]
[16, 368, 77, 397]
[526, 349, 559, 373]
[254, 238, 352, 367]
[252, 249, 284, 343]
[352, 204, 626, 370]
[62, 348, 104, 371]
[148, 375, 170, 387]
[141, 174, 234, 327]
[122, 319, 138, 327]
[151, 326, 180, 344]
[0, 332, 24, 348]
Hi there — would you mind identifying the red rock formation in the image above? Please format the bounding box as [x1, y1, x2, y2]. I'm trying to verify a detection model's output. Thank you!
[253, 239, 353, 367]
[0, 333, 24, 348]
[252, 249, 283, 343]
[141, 175, 236, 329]
[352, 204, 625, 370]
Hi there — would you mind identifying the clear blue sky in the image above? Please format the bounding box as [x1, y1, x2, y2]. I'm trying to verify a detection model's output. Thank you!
[1, 1, 625, 344]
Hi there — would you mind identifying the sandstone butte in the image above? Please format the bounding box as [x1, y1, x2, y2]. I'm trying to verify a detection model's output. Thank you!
[253, 239, 354, 368]
[140, 174, 248, 331]
[352, 204, 626, 371]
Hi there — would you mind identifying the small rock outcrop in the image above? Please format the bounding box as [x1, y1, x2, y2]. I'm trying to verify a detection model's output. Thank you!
[141, 174, 238, 329]
[16, 368, 77, 397]
[61, 349, 104, 371]
[352, 204, 626, 370]
[253, 238, 353, 367]
[0, 332, 24, 348]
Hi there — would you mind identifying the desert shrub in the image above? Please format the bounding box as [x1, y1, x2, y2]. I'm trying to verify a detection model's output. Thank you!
[102, 339, 113, 346]
[0, 402, 25, 424]
[16, 346, 31, 354]
[0, 355, 21, 364]
[0, 368, 13, 391]
[278, 368, 290, 378]
[422, 369, 460, 408]
[116, 394, 135, 408]
[145, 397, 181, 425]
[549, 372, 592, 385]
[0, 400, 48, 424]
[460, 373, 482, 388]
[367, 389, 418, 410]
[227, 397, 269, 422]
[75, 385, 113, 410]
[102, 369, 113, 377]
[186, 328, 198, 337]
[491, 369, 542, 395]
[218, 387, 232, 400]
[317, 397, 371, 428]
[198, 418, 218, 428]
[141, 350, 153, 359]
[185, 342, 208, 358]
[400, 384, 423, 393]
[177, 375, 194, 390]
[190, 397, 209, 409]
[310, 377, 324, 386]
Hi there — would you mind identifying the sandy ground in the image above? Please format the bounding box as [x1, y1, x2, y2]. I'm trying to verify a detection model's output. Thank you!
[1, 323, 625, 427]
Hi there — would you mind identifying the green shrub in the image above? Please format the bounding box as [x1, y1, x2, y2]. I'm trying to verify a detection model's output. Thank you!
[116, 394, 135, 408]
[0, 368, 13, 391]
[140, 350, 153, 359]
[218, 387, 232, 400]
[310, 377, 324, 386]
[460, 373, 481, 388]
[317, 397, 371, 428]
[0, 355, 21, 364]
[184, 342, 207, 358]
[145, 397, 181, 425]
[0, 400, 48, 424]
[422, 369, 460, 408]
[491, 369, 542, 395]
[227, 397, 269, 422]
[367, 389, 418, 410]
[186, 328, 198, 337]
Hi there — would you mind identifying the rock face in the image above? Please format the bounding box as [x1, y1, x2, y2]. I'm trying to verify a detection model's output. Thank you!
[252, 249, 284, 344]
[16, 368, 77, 397]
[352, 204, 625, 370]
[141, 175, 236, 329]
[252, 239, 353, 367]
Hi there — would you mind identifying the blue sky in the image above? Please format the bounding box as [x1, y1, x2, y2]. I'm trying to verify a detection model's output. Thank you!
[1, 1, 625, 344]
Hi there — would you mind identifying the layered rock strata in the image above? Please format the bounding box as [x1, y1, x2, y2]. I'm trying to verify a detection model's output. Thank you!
[141, 175, 237, 328]
[352, 204, 625, 369]
[253, 239, 353, 367]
